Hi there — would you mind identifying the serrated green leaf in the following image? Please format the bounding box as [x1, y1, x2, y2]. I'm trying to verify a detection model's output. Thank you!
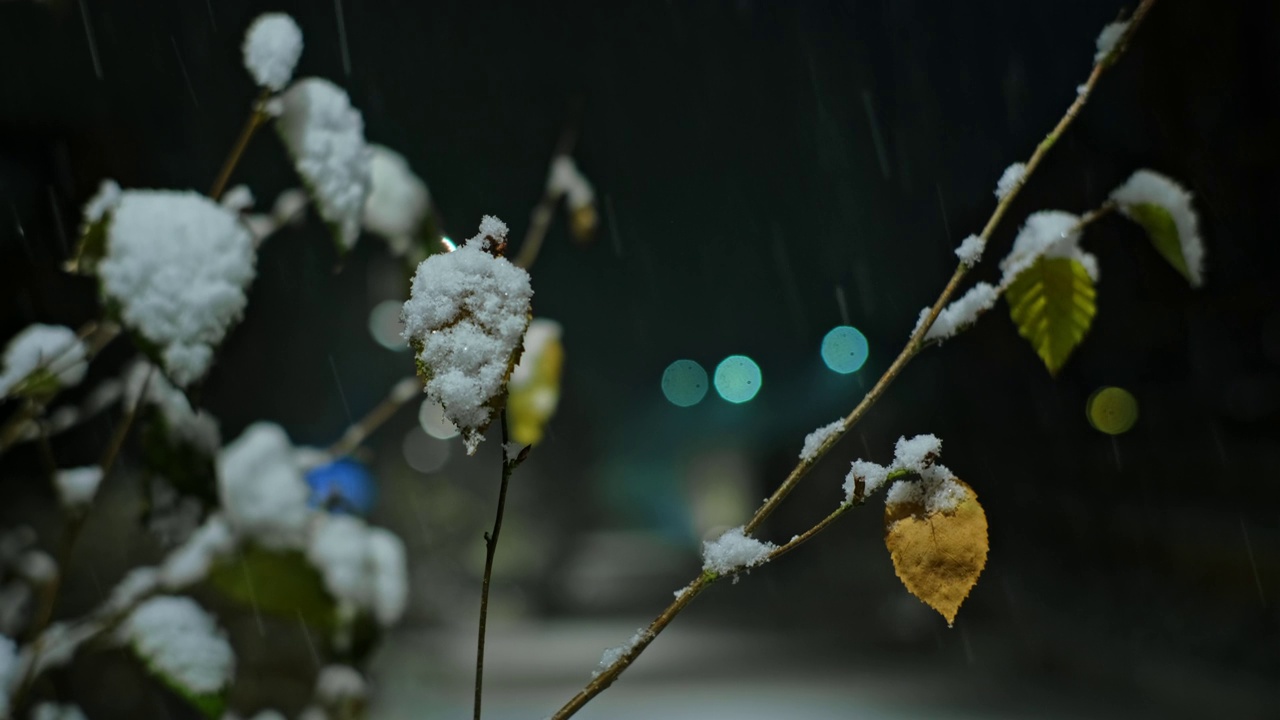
[1006, 256, 1097, 376]
[68, 214, 109, 275]
[208, 544, 338, 630]
[1123, 202, 1193, 284]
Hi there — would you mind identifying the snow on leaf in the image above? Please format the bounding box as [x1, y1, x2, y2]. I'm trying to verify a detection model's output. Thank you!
[1006, 256, 1097, 376]
[53, 466, 102, 509]
[98, 190, 256, 387]
[363, 144, 431, 256]
[242, 13, 304, 92]
[1110, 169, 1204, 287]
[217, 423, 311, 549]
[275, 78, 373, 251]
[401, 216, 533, 454]
[884, 478, 988, 626]
[0, 324, 88, 399]
[305, 514, 409, 627]
[121, 596, 234, 717]
[999, 210, 1097, 287]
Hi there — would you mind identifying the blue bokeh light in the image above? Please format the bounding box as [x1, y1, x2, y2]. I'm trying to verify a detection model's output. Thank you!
[821, 326, 869, 374]
[305, 458, 377, 515]
[661, 359, 709, 407]
[714, 355, 762, 403]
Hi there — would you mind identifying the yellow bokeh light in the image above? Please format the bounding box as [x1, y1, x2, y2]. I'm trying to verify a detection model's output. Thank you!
[1087, 386, 1139, 435]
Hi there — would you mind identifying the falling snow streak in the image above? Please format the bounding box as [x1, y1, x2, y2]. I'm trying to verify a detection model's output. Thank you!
[605, 193, 623, 257]
[835, 285, 850, 326]
[770, 227, 808, 340]
[861, 89, 891, 179]
[78, 0, 102, 79]
[47, 186, 68, 257]
[328, 355, 354, 426]
[205, 0, 217, 33]
[1239, 517, 1267, 607]
[334, 0, 352, 76]
[171, 37, 199, 108]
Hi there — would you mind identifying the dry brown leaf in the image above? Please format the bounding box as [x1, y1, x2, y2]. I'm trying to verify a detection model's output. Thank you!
[884, 479, 988, 626]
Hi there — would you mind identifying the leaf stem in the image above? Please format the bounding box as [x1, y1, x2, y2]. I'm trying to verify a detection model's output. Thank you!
[550, 2, 1159, 716]
[210, 90, 272, 201]
[325, 376, 421, 459]
[514, 100, 584, 270]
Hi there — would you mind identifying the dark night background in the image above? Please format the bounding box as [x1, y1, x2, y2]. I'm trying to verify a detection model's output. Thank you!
[1, 0, 1278, 718]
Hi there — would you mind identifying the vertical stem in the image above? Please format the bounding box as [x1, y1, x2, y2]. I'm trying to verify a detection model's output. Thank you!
[474, 412, 517, 720]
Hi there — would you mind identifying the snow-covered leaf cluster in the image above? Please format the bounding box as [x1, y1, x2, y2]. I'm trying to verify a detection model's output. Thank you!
[401, 216, 534, 454]
[120, 595, 234, 715]
[0, 324, 88, 399]
[275, 78, 373, 251]
[215, 423, 408, 626]
[242, 13, 303, 92]
[363, 144, 432, 256]
[88, 188, 256, 387]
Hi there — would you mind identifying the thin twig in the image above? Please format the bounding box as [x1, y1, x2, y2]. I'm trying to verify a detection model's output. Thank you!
[550, 3, 1158, 716]
[325, 376, 420, 458]
[514, 100, 585, 270]
[474, 413, 521, 720]
[210, 90, 271, 201]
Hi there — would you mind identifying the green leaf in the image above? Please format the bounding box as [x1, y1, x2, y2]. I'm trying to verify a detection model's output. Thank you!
[67, 214, 109, 275]
[1006, 257, 1097, 376]
[208, 544, 338, 630]
[1123, 202, 1193, 284]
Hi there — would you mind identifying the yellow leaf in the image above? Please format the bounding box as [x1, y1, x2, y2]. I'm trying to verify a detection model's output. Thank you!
[884, 480, 988, 626]
[507, 319, 565, 446]
[569, 204, 598, 245]
[1006, 256, 1096, 376]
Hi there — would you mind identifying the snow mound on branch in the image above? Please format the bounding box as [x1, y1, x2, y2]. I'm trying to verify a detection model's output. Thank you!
[701, 526, 775, 575]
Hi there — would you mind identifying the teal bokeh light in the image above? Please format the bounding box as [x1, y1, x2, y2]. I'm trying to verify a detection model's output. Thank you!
[714, 355, 762, 403]
[821, 326, 869, 374]
[661, 360, 709, 407]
